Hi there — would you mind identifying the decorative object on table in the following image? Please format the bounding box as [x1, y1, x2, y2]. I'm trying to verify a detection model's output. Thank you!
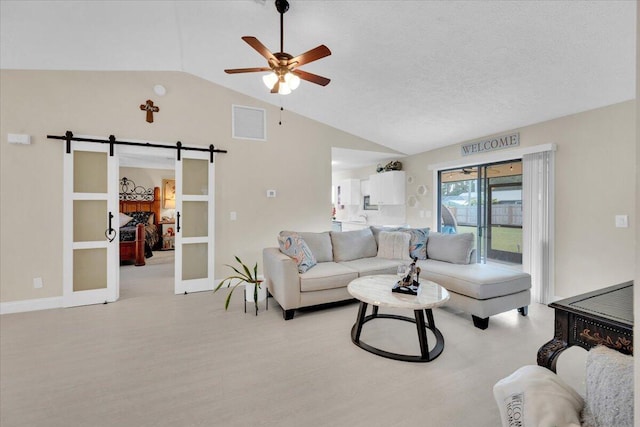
[393, 256, 421, 295]
[214, 256, 264, 315]
[139, 99, 159, 123]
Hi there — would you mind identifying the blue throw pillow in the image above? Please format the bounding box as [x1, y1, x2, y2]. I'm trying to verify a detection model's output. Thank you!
[403, 228, 430, 260]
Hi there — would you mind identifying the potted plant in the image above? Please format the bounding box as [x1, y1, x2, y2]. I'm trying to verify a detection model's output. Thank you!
[214, 256, 264, 315]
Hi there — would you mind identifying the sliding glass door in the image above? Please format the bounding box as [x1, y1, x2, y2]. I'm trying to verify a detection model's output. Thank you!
[438, 160, 522, 264]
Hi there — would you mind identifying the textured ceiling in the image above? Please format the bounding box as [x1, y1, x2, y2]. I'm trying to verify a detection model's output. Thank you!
[1, 1, 636, 158]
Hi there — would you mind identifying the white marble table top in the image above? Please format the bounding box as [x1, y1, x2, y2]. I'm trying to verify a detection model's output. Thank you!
[347, 274, 450, 310]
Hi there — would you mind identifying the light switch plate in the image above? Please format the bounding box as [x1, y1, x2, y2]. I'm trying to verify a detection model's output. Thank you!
[615, 215, 628, 228]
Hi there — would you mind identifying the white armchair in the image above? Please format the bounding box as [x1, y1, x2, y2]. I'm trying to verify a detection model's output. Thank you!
[493, 345, 634, 427]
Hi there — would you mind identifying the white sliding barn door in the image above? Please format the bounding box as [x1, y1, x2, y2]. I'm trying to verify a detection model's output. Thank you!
[63, 141, 118, 307]
[174, 151, 215, 294]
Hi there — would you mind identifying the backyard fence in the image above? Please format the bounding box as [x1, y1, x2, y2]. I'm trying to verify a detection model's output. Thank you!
[448, 204, 522, 227]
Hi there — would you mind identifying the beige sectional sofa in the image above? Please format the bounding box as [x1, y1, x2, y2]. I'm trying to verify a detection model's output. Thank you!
[263, 227, 531, 329]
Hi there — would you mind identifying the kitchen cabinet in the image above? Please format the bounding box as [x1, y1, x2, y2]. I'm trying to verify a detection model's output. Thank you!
[369, 171, 405, 205]
[340, 222, 370, 231]
[337, 179, 361, 205]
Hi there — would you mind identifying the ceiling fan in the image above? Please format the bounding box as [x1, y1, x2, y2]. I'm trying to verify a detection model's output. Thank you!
[224, 0, 331, 95]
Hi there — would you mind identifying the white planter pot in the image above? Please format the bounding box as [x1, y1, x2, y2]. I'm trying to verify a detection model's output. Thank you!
[245, 281, 267, 302]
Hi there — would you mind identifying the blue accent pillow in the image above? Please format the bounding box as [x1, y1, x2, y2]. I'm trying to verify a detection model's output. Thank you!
[278, 232, 317, 273]
[403, 227, 430, 260]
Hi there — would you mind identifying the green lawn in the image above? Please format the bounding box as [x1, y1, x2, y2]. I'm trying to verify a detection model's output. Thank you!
[456, 225, 522, 254]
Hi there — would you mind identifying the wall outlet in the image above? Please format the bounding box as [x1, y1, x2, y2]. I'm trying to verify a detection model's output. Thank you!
[266, 189, 276, 198]
[33, 277, 43, 289]
[230, 211, 237, 221]
[615, 215, 628, 228]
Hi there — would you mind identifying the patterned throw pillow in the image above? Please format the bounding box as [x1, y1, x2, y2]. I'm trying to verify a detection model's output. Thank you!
[277, 232, 317, 273]
[128, 211, 153, 226]
[119, 212, 133, 227]
[403, 228, 430, 260]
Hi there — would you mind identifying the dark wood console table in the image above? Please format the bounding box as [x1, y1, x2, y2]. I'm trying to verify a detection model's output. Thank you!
[537, 281, 633, 372]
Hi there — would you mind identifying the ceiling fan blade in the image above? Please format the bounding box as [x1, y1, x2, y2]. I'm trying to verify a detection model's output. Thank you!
[292, 69, 331, 86]
[289, 45, 331, 67]
[242, 36, 278, 63]
[224, 67, 272, 74]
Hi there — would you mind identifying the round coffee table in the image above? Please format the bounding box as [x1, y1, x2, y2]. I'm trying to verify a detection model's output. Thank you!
[347, 274, 450, 363]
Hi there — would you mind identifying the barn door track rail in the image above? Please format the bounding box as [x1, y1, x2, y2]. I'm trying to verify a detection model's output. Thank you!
[48, 130, 227, 163]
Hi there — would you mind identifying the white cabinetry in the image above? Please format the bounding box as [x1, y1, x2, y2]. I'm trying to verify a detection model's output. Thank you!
[337, 179, 361, 205]
[369, 171, 405, 205]
[340, 222, 370, 231]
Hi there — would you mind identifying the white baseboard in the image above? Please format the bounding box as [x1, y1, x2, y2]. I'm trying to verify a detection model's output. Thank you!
[1, 276, 267, 314]
[0, 296, 64, 315]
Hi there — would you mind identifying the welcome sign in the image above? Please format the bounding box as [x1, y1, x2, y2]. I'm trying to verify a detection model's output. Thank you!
[461, 132, 520, 156]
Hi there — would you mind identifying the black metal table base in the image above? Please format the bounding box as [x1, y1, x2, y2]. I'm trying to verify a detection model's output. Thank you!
[350, 302, 445, 363]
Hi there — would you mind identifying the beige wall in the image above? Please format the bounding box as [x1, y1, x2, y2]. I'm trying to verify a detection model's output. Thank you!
[398, 101, 635, 299]
[0, 70, 393, 303]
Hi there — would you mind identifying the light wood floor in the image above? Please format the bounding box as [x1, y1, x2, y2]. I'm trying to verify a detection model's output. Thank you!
[1, 256, 587, 426]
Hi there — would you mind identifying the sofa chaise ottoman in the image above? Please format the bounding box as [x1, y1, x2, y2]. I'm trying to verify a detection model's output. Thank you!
[263, 227, 531, 329]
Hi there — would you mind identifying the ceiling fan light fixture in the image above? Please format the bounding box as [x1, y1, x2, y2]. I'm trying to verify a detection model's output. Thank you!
[285, 72, 300, 90]
[224, 0, 331, 94]
[278, 81, 292, 95]
[263, 72, 278, 89]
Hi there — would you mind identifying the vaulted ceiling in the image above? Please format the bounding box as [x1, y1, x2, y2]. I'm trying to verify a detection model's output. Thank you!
[1, 1, 635, 158]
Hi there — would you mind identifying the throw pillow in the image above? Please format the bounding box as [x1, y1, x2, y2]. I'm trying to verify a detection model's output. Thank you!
[582, 345, 634, 427]
[281, 231, 333, 263]
[402, 227, 430, 260]
[377, 231, 411, 260]
[330, 228, 377, 262]
[119, 212, 133, 227]
[277, 232, 317, 273]
[427, 232, 474, 264]
[127, 211, 153, 226]
[493, 365, 583, 427]
[370, 226, 402, 246]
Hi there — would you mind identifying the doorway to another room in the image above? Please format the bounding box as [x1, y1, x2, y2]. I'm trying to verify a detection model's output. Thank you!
[118, 159, 176, 299]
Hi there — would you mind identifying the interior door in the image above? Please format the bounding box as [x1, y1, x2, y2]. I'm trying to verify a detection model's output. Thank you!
[63, 141, 118, 307]
[174, 151, 215, 294]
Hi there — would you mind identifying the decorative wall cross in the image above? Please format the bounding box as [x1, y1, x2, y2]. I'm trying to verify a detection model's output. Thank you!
[139, 99, 160, 123]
